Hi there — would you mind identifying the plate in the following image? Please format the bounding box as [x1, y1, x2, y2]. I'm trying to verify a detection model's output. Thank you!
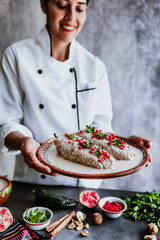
[37, 137, 149, 179]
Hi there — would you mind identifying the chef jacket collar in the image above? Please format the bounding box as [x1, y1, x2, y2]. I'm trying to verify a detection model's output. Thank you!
[37, 25, 76, 65]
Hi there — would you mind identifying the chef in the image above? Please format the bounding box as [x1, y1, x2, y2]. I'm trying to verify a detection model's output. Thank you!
[0, 0, 152, 188]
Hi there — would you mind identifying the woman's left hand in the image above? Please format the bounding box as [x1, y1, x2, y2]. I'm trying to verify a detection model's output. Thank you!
[128, 135, 153, 167]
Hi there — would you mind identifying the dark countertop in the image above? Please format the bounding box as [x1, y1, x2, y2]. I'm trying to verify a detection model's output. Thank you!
[3, 181, 158, 240]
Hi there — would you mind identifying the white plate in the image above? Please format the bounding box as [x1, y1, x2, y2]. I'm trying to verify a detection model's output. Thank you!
[37, 137, 149, 179]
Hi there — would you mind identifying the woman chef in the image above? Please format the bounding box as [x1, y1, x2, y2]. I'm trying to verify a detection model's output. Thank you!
[0, 0, 152, 188]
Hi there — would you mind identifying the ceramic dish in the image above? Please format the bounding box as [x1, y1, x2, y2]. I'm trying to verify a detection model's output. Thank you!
[98, 196, 127, 219]
[0, 175, 12, 206]
[37, 137, 149, 179]
[23, 206, 53, 230]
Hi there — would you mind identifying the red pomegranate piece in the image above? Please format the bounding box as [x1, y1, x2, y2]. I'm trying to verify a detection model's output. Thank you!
[79, 190, 100, 208]
[102, 201, 123, 212]
[0, 207, 13, 232]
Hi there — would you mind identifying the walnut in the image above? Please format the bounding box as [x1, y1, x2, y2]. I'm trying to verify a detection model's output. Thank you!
[76, 224, 84, 231]
[76, 211, 86, 222]
[144, 235, 157, 240]
[147, 223, 158, 235]
[74, 220, 82, 226]
[92, 212, 103, 225]
[80, 230, 89, 237]
[67, 222, 76, 230]
[84, 223, 89, 229]
[71, 218, 75, 223]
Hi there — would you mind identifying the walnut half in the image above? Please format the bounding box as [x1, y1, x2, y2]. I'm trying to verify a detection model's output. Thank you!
[144, 235, 157, 240]
[76, 224, 84, 231]
[84, 223, 89, 229]
[81, 230, 89, 237]
[67, 222, 76, 230]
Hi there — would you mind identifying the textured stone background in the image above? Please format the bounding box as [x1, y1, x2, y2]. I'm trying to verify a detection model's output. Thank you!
[0, 0, 160, 191]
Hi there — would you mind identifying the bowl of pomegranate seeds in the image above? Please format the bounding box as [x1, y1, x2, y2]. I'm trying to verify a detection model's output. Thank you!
[98, 196, 127, 219]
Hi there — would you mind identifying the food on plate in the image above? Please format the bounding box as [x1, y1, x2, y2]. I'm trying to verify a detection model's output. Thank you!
[79, 190, 100, 208]
[33, 189, 78, 208]
[0, 207, 13, 232]
[0, 175, 12, 206]
[76, 125, 135, 160]
[54, 134, 115, 169]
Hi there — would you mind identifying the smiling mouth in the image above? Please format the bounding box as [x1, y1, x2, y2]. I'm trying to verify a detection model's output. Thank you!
[61, 24, 75, 32]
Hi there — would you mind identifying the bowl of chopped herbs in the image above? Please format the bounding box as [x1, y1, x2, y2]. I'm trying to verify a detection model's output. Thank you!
[23, 206, 53, 230]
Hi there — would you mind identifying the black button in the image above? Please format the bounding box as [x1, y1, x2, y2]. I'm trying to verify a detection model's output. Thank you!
[38, 69, 43, 74]
[39, 104, 44, 109]
[69, 68, 74, 73]
[72, 104, 76, 109]
[41, 175, 46, 179]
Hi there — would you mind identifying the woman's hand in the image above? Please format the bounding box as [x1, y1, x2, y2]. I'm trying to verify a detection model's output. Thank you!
[128, 135, 153, 167]
[21, 137, 59, 176]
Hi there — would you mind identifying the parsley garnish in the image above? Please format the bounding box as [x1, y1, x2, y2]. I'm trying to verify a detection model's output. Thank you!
[112, 139, 123, 146]
[69, 134, 76, 141]
[81, 139, 93, 149]
[95, 146, 102, 156]
[96, 132, 107, 139]
[85, 125, 95, 133]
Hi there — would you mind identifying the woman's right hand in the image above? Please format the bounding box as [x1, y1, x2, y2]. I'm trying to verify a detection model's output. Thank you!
[21, 137, 59, 176]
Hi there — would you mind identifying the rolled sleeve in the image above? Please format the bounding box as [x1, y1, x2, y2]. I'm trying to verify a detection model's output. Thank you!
[0, 46, 33, 156]
[0, 123, 33, 155]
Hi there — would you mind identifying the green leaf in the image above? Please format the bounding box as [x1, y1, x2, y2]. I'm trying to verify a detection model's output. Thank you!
[95, 146, 102, 156]
[24, 208, 51, 223]
[85, 125, 95, 133]
[95, 132, 106, 139]
[133, 206, 139, 212]
[69, 134, 76, 141]
[122, 191, 160, 230]
[112, 139, 123, 146]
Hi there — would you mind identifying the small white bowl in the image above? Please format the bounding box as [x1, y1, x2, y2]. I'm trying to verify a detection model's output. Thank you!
[23, 206, 53, 230]
[98, 196, 127, 219]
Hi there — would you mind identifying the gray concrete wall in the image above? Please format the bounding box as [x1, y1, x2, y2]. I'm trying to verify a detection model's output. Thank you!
[0, 0, 160, 191]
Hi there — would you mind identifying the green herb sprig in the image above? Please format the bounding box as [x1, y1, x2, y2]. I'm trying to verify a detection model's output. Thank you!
[81, 138, 93, 149]
[112, 139, 123, 146]
[96, 132, 107, 139]
[24, 208, 51, 223]
[69, 134, 76, 141]
[95, 146, 103, 156]
[122, 191, 160, 229]
[85, 125, 95, 133]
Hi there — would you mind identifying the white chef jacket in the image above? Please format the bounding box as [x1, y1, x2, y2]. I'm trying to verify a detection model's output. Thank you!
[0, 26, 113, 188]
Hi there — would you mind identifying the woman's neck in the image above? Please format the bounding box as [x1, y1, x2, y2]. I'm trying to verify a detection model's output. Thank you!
[47, 28, 70, 62]
[51, 40, 70, 62]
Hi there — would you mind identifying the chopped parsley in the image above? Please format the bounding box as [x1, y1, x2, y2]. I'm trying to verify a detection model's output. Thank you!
[24, 208, 51, 224]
